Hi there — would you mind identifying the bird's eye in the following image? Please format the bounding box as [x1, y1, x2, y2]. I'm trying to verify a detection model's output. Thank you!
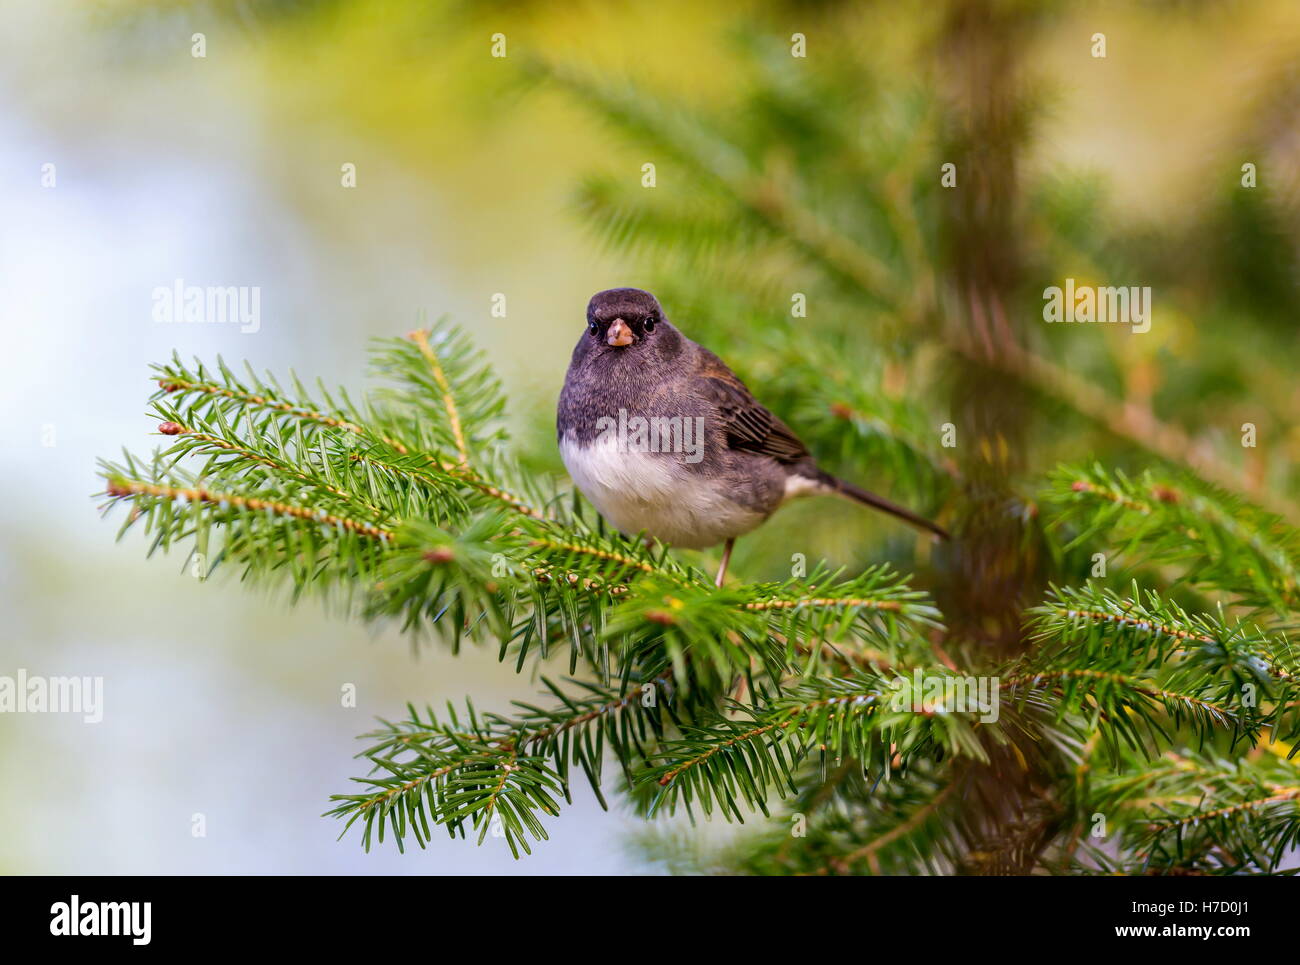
[588, 320, 600, 335]
[644, 316, 656, 333]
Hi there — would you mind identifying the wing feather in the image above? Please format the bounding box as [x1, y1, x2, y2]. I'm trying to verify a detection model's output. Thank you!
[695, 357, 810, 465]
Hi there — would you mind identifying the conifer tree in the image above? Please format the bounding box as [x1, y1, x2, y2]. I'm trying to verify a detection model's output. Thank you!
[97, 3, 1300, 873]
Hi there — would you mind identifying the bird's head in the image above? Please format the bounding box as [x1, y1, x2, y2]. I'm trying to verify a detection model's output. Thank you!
[584, 288, 665, 350]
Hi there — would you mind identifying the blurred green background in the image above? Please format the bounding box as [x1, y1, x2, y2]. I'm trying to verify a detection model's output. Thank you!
[2, 0, 1299, 873]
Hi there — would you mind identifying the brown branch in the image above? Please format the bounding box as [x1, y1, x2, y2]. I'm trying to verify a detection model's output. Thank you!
[657, 721, 782, 786]
[408, 329, 469, 465]
[104, 479, 394, 541]
[1050, 605, 1214, 644]
[161, 425, 386, 519]
[528, 537, 658, 575]
[160, 373, 546, 518]
[830, 779, 960, 875]
[745, 596, 903, 613]
[657, 691, 884, 786]
[1147, 787, 1300, 830]
[351, 449, 545, 519]
[482, 749, 519, 815]
[1001, 668, 1237, 721]
[157, 376, 374, 438]
[362, 673, 676, 815]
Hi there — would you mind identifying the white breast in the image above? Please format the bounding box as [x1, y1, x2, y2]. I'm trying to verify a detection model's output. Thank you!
[559, 433, 765, 549]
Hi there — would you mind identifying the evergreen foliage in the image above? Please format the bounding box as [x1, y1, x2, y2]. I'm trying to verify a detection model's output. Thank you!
[97, 12, 1300, 874]
[97, 318, 1300, 872]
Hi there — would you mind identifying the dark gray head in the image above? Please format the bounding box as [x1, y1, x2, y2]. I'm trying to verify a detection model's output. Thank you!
[571, 288, 685, 369]
[585, 288, 664, 346]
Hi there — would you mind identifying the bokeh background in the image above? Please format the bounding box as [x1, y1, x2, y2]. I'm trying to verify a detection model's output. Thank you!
[2, 0, 1299, 874]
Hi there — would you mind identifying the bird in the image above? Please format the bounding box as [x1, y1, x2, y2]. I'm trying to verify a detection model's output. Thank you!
[557, 288, 948, 587]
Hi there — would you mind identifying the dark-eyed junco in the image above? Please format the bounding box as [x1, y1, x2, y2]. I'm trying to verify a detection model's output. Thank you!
[557, 288, 947, 586]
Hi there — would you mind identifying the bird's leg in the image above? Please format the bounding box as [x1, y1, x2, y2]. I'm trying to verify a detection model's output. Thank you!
[715, 537, 735, 588]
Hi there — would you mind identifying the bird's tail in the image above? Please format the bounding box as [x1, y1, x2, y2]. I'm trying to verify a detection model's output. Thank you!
[816, 471, 949, 541]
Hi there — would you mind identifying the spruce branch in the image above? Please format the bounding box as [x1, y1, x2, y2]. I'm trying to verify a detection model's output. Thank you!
[1046, 464, 1300, 617]
[1023, 583, 1300, 754]
[1075, 749, 1300, 874]
[526, 15, 1300, 875]
[326, 672, 693, 856]
[97, 321, 1298, 867]
[101, 322, 961, 857]
[644, 663, 987, 824]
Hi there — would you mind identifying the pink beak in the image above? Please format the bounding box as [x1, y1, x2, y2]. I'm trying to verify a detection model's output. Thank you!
[606, 318, 635, 347]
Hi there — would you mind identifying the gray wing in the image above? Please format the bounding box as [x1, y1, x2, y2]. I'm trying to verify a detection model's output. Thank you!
[694, 352, 810, 465]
